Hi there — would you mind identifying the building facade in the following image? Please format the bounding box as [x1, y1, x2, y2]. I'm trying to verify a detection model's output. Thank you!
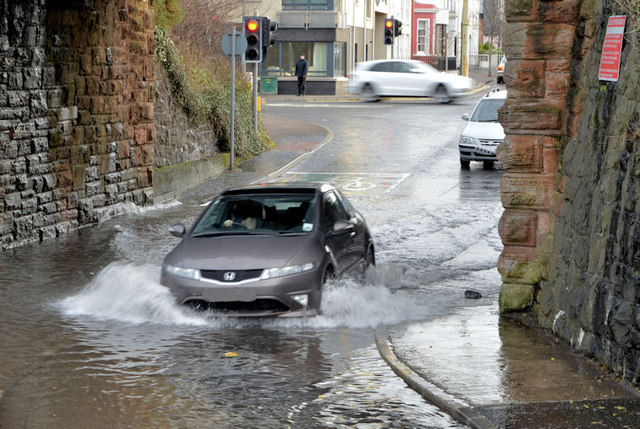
[237, 0, 412, 95]
[409, 0, 481, 70]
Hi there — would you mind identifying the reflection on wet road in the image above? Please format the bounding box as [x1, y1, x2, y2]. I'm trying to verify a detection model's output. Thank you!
[1, 96, 501, 428]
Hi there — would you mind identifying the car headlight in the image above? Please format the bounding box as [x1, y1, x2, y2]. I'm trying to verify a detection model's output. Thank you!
[460, 136, 478, 145]
[260, 262, 315, 280]
[164, 264, 201, 280]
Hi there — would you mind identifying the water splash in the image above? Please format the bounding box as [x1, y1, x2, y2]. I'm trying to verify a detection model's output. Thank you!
[58, 262, 208, 326]
[57, 262, 450, 330]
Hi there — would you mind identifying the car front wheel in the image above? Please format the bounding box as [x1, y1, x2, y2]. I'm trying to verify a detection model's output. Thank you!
[460, 159, 470, 169]
[365, 244, 375, 267]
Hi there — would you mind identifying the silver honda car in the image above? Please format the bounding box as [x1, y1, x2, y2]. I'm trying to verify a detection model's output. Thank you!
[161, 183, 375, 317]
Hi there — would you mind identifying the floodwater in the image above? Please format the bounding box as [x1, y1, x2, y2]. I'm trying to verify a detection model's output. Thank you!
[1, 99, 503, 428]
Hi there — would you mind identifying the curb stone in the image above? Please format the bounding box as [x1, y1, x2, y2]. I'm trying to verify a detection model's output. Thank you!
[374, 325, 497, 429]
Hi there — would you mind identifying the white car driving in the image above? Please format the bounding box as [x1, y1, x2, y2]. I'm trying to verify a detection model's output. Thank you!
[348, 59, 474, 103]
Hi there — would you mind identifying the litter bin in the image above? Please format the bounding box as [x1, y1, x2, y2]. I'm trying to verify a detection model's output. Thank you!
[260, 77, 278, 95]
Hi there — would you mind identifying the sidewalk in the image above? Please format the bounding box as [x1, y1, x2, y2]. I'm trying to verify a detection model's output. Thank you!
[375, 301, 640, 428]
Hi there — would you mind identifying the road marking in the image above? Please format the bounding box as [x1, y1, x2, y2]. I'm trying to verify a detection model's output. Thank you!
[268, 172, 409, 195]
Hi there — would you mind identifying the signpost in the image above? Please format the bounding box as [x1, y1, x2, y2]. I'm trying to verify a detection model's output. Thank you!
[599, 15, 626, 82]
[222, 30, 247, 170]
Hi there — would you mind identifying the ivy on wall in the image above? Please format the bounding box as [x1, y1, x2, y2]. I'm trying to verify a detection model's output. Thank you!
[154, 27, 271, 158]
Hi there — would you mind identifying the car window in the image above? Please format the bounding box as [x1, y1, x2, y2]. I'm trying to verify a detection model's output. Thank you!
[470, 98, 506, 122]
[191, 194, 317, 235]
[335, 191, 355, 218]
[322, 191, 349, 231]
[394, 62, 412, 73]
[370, 62, 393, 73]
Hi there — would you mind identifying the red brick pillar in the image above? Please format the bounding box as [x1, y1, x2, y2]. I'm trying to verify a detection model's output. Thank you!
[497, 0, 581, 312]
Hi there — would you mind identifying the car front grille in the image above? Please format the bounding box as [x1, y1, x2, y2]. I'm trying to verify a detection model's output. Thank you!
[200, 269, 263, 282]
[478, 139, 502, 146]
[185, 299, 290, 314]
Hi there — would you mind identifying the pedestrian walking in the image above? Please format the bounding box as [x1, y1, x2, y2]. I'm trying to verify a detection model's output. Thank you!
[295, 53, 309, 96]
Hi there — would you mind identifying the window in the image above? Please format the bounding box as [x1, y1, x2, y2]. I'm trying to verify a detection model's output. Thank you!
[282, 0, 333, 11]
[334, 43, 346, 77]
[470, 99, 506, 122]
[370, 62, 394, 72]
[263, 42, 330, 77]
[416, 19, 430, 55]
[435, 24, 446, 57]
[322, 192, 348, 231]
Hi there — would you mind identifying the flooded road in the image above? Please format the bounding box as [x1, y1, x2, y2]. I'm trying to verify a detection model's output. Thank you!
[1, 95, 502, 428]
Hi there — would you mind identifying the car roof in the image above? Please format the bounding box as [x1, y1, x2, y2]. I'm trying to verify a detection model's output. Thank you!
[481, 89, 508, 100]
[356, 59, 425, 68]
[221, 182, 335, 196]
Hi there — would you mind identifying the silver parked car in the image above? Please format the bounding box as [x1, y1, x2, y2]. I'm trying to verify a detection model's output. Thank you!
[459, 89, 507, 169]
[348, 59, 474, 103]
[161, 183, 375, 317]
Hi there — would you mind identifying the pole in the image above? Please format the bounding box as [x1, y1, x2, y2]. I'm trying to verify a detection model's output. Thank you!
[253, 63, 258, 135]
[461, 0, 469, 77]
[230, 27, 236, 170]
[445, 30, 448, 72]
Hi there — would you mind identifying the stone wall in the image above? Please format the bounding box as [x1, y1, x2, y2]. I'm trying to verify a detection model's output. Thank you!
[153, 65, 225, 200]
[498, 0, 640, 383]
[0, 0, 154, 249]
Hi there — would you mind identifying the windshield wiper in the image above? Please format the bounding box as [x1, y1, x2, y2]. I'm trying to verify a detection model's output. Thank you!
[192, 231, 267, 237]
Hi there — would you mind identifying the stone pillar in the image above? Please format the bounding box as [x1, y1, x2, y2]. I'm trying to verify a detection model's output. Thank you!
[497, 0, 582, 312]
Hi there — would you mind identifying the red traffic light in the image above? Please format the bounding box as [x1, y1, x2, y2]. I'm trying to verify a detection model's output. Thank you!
[385, 19, 393, 29]
[246, 19, 259, 32]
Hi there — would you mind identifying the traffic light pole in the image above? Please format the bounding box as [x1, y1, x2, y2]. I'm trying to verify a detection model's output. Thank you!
[230, 27, 236, 170]
[253, 63, 258, 135]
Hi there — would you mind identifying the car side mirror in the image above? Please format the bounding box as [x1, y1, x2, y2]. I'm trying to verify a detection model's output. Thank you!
[326, 219, 354, 238]
[461, 113, 470, 121]
[169, 223, 186, 238]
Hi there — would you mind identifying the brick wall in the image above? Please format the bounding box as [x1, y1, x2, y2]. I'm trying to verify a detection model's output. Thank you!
[0, 0, 154, 249]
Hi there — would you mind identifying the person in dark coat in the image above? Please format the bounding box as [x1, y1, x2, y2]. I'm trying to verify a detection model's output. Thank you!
[294, 53, 309, 96]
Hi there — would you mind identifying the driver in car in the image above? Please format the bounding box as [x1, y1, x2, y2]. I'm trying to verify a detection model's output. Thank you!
[223, 201, 264, 230]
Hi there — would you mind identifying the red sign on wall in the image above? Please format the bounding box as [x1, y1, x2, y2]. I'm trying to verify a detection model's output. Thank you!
[599, 15, 626, 82]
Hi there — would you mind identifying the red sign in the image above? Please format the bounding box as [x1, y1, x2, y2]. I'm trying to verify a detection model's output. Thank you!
[599, 16, 626, 82]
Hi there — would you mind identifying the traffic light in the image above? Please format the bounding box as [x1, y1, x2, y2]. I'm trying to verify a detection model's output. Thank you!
[261, 18, 276, 62]
[394, 19, 402, 37]
[243, 16, 262, 63]
[383, 18, 394, 45]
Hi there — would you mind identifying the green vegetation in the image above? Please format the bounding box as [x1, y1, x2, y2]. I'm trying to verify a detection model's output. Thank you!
[155, 27, 271, 158]
[155, 0, 184, 30]
[478, 41, 503, 54]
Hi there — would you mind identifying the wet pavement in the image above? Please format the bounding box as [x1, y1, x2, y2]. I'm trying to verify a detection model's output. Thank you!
[376, 303, 640, 428]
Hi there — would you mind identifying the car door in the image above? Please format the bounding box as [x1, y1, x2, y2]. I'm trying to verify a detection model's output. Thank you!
[321, 191, 358, 274]
[368, 61, 395, 95]
[391, 61, 421, 96]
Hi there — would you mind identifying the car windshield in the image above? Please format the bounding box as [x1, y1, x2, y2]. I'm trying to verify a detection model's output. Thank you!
[470, 98, 506, 122]
[191, 193, 317, 236]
